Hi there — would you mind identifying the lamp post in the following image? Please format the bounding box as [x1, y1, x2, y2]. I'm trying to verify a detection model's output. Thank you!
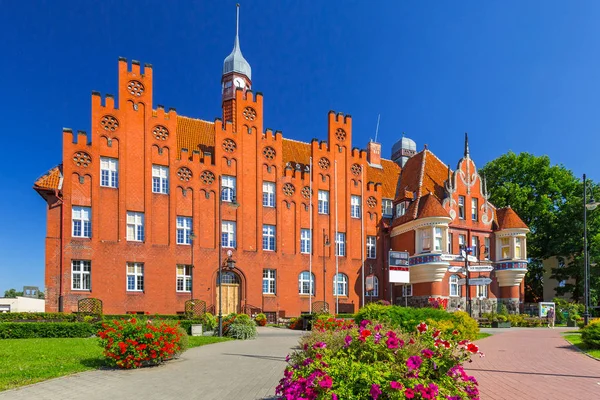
[460, 244, 473, 317]
[322, 229, 330, 311]
[583, 174, 600, 326]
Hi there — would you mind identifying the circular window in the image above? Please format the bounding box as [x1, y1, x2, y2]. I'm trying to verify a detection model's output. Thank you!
[200, 170, 215, 185]
[73, 152, 91, 168]
[127, 80, 144, 97]
[177, 167, 192, 182]
[318, 157, 330, 170]
[153, 125, 169, 141]
[263, 146, 276, 160]
[242, 107, 257, 121]
[283, 183, 295, 197]
[301, 186, 312, 199]
[351, 163, 362, 176]
[335, 128, 346, 141]
[100, 115, 119, 131]
[367, 196, 377, 209]
[222, 139, 237, 153]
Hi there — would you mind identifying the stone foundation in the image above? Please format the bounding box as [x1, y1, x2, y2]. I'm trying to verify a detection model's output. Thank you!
[395, 296, 505, 318]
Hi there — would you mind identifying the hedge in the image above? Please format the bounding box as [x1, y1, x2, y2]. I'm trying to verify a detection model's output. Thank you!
[0, 322, 100, 339]
[0, 312, 79, 322]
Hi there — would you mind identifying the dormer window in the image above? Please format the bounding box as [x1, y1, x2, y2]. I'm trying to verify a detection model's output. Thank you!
[382, 199, 393, 218]
[396, 202, 407, 217]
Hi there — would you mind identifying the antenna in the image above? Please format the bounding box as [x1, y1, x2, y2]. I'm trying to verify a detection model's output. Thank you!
[374, 114, 381, 143]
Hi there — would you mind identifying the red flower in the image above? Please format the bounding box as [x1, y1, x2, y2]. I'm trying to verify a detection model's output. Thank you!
[145, 333, 153, 339]
[417, 322, 428, 333]
[467, 343, 479, 353]
[361, 329, 372, 338]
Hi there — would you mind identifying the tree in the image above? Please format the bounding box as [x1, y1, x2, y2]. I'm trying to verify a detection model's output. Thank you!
[480, 152, 596, 302]
[3, 289, 23, 298]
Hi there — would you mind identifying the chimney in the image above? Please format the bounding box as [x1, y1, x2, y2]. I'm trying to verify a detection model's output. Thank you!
[367, 141, 381, 166]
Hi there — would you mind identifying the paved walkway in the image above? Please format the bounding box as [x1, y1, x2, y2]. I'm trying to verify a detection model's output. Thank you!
[0, 327, 303, 400]
[467, 327, 600, 400]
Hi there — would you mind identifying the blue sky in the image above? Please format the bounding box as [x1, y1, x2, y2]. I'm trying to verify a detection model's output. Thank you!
[1, 1, 600, 294]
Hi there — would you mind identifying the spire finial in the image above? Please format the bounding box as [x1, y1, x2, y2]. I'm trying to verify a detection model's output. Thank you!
[235, 4, 240, 48]
[464, 132, 470, 158]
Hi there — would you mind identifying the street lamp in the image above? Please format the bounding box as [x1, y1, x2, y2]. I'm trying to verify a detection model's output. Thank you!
[460, 244, 473, 317]
[583, 173, 600, 326]
[322, 229, 330, 311]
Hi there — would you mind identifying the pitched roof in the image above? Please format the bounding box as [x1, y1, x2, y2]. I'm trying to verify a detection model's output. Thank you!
[496, 206, 528, 230]
[282, 138, 311, 169]
[34, 165, 62, 190]
[367, 159, 401, 199]
[176, 116, 215, 159]
[417, 193, 450, 219]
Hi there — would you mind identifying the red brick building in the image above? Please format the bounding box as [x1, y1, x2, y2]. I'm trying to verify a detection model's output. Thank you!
[34, 7, 527, 317]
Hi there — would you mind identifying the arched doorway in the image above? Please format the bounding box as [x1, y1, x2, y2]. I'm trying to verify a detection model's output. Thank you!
[216, 271, 241, 315]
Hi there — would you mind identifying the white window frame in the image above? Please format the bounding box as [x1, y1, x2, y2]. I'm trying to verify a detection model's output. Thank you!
[222, 221, 236, 248]
[263, 225, 276, 251]
[367, 236, 376, 259]
[222, 175, 236, 202]
[382, 199, 393, 217]
[501, 237, 510, 260]
[262, 181, 275, 208]
[333, 273, 348, 296]
[368, 276, 379, 297]
[421, 229, 432, 252]
[71, 260, 91, 290]
[72, 206, 91, 238]
[300, 229, 311, 254]
[176, 265, 192, 292]
[447, 232, 453, 254]
[449, 274, 459, 297]
[152, 165, 169, 194]
[318, 190, 329, 214]
[126, 212, 145, 242]
[471, 236, 479, 258]
[100, 157, 118, 188]
[299, 271, 315, 295]
[515, 237, 522, 259]
[127, 262, 144, 292]
[263, 269, 276, 294]
[458, 196, 465, 219]
[396, 202, 406, 217]
[484, 237, 490, 260]
[476, 284, 488, 299]
[335, 232, 346, 256]
[458, 234, 466, 249]
[176, 216, 192, 245]
[402, 284, 413, 297]
[434, 227, 443, 251]
[350, 195, 361, 219]
[471, 198, 478, 221]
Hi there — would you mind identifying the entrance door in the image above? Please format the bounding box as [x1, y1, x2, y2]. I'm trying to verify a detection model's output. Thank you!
[216, 271, 240, 315]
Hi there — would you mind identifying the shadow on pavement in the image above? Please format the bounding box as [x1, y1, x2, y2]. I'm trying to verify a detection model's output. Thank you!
[222, 353, 287, 362]
[468, 368, 600, 379]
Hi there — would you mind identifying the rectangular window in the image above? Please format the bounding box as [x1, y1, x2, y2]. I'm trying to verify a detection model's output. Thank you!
[458, 196, 465, 219]
[434, 227, 443, 251]
[100, 157, 118, 188]
[458, 234, 466, 249]
[402, 284, 413, 297]
[300, 229, 311, 254]
[421, 230, 432, 252]
[351, 195, 361, 218]
[152, 165, 169, 194]
[126, 262, 144, 292]
[471, 236, 479, 257]
[176, 265, 192, 292]
[262, 269, 276, 294]
[263, 225, 276, 251]
[367, 236, 376, 259]
[222, 221, 236, 248]
[262, 182, 275, 208]
[501, 238, 510, 259]
[382, 199, 393, 217]
[396, 202, 406, 217]
[222, 175, 236, 202]
[447, 233, 453, 253]
[476, 285, 488, 299]
[72, 206, 91, 238]
[176, 216, 192, 245]
[484, 237, 490, 260]
[71, 260, 91, 290]
[335, 232, 346, 256]
[126, 212, 144, 242]
[515, 237, 522, 259]
[318, 190, 329, 214]
[471, 198, 478, 221]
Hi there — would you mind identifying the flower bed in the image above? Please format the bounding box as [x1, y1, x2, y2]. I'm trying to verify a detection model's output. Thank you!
[97, 318, 186, 369]
[277, 319, 482, 399]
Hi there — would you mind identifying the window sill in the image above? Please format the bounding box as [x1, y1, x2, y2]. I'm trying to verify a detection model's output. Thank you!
[100, 185, 118, 189]
[71, 237, 92, 240]
[71, 289, 91, 292]
[262, 293, 277, 297]
[176, 291, 191, 295]
[176, 243, 191, 246]
[299, 294, 314, 297]
[152, 192, 169, 195]
[127, 291, 145, 294]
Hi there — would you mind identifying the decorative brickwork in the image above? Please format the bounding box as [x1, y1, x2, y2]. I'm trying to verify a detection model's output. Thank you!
[152, 125, 169, 141]
[127, 80, 144, 96]
[200, 170, 215, 185]
[242, 107, 256, 121]
[222, 138, 237, 153]
[101, 115, 119, 131]
[283, 183, 295, 197]
[263, 146, 276, 160]
[335, 128, 346, 141]
[72, 152, 91, 168]
[177, 167, 192, 182]
[318, 157, 330, 170]
[351, 163, 362, 176]
[301, 186, 312, 200]
[367, 196, 377, 208]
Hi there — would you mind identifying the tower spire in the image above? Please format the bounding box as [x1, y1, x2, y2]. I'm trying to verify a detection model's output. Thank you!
[235, 3, 240, 49]
[464, 132, 470, 158]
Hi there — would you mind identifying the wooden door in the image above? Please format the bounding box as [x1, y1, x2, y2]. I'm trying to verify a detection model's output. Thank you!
[216, 284, 239, 315]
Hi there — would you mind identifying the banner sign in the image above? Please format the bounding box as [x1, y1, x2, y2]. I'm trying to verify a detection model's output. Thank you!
[365, 275, 375, 291]
[389, 251, 410, 283]
[468, 265, 494, 272]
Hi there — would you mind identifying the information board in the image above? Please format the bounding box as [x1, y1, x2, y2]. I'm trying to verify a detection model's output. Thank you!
[389, 251, 410, 283]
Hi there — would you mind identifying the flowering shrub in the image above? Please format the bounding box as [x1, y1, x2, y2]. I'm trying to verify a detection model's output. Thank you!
[312, 316, 352, 332]
[97, 318, 186, 369]
[288, 317, 304, 330]
[255, 313, 267, 326]
[428, 297, 449, 310]
[277, 320, 482, 399]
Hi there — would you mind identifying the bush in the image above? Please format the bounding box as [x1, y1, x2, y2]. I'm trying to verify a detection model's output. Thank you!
[226, 314, 257, 340]
[288, 317, 303, 330]
[355, 304, 479, 341]
[0, 312, 79, 322]
[197, 312, 217, 331]
[335, 313, 356, 319]
[255, 313, 267, 326]
[277, 319, 482, 399]
[581, 322, 600, 349]
[97, 318, 185, 369]
[0, 322, 98, 339]
[313, 316, 353, 332]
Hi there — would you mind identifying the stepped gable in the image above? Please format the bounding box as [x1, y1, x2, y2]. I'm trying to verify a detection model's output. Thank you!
[496, 206, 528, 230]
[367, 158, 401, 199]
[176, 116, 215, 159]
[417, 193, 450, 219]
[34, 165, 63, 190]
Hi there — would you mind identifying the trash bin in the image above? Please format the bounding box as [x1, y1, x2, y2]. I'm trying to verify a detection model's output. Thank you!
[301, 313, 314, 331]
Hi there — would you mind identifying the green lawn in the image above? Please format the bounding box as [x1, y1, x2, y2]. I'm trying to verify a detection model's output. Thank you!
[563, 332, 600, 359]
[0, 335, 232, 392]
[477, 332, 492, 340]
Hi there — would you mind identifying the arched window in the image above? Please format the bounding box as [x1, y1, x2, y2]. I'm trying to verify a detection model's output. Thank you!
[298, 272, 315, 295]
[333, 273, 348, 296]
[368, 276, 379, 298]
[449, 274, 459, 297]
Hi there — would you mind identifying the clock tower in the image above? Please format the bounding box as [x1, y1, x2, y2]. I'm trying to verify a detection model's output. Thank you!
[222, 4, 252, 123]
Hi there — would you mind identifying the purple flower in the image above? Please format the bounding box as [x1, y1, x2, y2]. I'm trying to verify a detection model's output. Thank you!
[313, 342, 327, 349]
[374, 333, 382, 344]
[344, 335, 352, 347]
[332, 394, 338, 400]
[360, 319, 371, 328]
[406, 355, 422, 371]
[390, 381, 403, 390]
[302, 357, 313, 366]
[386, 336, 399, 349]
[319, 375, 333, 389]
[421, 348, 434, 359]
[370, 384, 382, 400]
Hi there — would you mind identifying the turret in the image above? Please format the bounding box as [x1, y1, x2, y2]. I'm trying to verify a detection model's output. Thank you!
[391, 132, 417, 167]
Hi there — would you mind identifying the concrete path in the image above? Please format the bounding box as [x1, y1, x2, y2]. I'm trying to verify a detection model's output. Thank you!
[467, 327, 600, 400]
[0, 327, 303, 400]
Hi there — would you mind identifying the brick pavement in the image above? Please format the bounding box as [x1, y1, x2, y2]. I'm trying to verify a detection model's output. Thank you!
[467, 327, 600, 400]
[0, 327, 303, 400]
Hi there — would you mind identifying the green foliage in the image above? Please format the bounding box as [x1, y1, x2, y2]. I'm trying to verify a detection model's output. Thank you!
[334, 313, 356, 319]
[0, 312, 79, 322]
[3, 288, 23, 298]
[288, 317, 303, 330]
[198, 312, 217, 331]
[0, 322, 98, 339]
[226, 314, 257, 340]
[187, 336, 233, 348]
[354, 304, 479, 340]
[581, 322, 600, 349]
[254, 313, 267, 326]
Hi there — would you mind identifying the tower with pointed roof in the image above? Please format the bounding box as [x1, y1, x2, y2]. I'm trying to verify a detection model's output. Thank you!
[222, 4, 252, 125]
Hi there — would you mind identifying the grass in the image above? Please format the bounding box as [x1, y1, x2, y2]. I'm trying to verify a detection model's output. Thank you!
[476, 332, 492, 340]
[0, 335, 233, 392]
[563, 332, 600, 359]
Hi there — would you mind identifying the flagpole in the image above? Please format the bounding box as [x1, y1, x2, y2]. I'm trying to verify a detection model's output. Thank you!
[309, 157, 313, 313]
[361, 166, 365, 307]
[334, 159, 339, 315]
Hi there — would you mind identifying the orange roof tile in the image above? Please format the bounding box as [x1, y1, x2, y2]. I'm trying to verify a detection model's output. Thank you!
[367, 159, 401, 199]
[176, 116, 215, 159]
[282, 139, 312, 169]
[496, 207, 528, 230]
[34, 165, 62, 190]
[417, 193, 450, 219]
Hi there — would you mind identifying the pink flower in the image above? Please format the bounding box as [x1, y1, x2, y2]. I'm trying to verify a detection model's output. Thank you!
[313, 342, 327, 349]
[370, 384, 382, 400]
[390, 381, 403, 390]
[405, 388, 415, 399]
[421, 348, 434, 359]
[406, 355, 422, 371]
[332, 394, 338, 400]
[386, 336, 399, 349]
[344, 335, 352, 347]
[319, 375, 333, 389]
